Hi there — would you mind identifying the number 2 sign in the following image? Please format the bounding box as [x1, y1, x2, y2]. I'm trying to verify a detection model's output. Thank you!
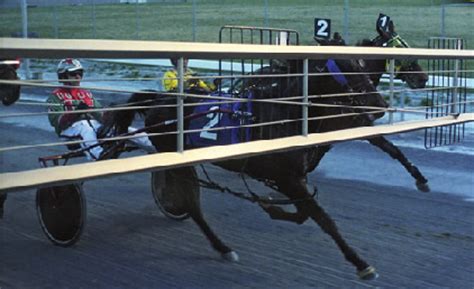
[314, 18, 331, 39]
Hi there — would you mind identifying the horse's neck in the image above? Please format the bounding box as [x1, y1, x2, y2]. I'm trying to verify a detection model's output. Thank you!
[364, 59, 385, 87]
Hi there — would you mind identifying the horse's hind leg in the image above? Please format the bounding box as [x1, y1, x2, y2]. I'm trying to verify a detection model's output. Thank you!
[259, 203, 309, 224]
[278, 177, 377, 280]
[368, 136, 430, 192]
[176, 166, 238, 262]
[0, 193, 6, 218]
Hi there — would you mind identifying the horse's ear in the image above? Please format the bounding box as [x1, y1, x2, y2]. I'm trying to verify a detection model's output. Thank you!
[388, 20, 395, 34]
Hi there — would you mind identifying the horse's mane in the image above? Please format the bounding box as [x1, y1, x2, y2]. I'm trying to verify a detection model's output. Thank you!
[356, 39, 374, 47]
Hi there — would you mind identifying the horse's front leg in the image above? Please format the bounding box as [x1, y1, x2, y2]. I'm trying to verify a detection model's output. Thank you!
[277, 177, 378, 280]
[0, 192, 7, 218]
[368, 136, 430, 192]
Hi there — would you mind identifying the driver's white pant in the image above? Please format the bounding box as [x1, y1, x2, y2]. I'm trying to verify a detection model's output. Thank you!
[61, 120, 155, 161]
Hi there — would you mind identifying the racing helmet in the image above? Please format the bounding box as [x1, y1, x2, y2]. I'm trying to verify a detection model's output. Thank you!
[57, 58, 83, 79]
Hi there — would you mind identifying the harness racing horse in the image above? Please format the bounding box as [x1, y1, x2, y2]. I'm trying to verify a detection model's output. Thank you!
[0, 60, 21, 218]
[111, 57, 389, 280]
[315, 31, 430, 193]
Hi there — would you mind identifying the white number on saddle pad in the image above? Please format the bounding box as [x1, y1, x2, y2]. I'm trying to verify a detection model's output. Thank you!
[200, 106, 223, 140]
[314, 18, 331, 39]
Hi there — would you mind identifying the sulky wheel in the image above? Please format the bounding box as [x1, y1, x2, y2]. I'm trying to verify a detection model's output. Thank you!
[151, 166, 200, 221]
[36, 184, 86, 247]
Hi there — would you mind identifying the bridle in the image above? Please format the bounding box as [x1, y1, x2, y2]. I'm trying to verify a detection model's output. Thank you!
[372, 34, 418, 77]
[323, 59, 385, 124]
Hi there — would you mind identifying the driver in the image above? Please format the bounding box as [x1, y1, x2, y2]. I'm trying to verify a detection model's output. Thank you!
[47, 58, 155, 160]
[162, 58, 216, 92]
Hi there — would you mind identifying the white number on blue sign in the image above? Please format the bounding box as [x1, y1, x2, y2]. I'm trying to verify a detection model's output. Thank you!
[200, 106, 222, 140]
[315, 18, 331, 39]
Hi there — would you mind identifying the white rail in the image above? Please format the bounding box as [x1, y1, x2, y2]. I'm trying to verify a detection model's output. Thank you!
[1, 37, 473, 60]
[1, 113, 472, 193]
[0, 37, 473, 192]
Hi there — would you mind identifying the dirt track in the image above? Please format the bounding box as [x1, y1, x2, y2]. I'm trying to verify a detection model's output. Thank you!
[1, 119, 473, 288]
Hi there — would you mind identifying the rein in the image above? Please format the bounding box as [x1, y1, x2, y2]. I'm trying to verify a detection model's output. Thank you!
[198, 164, 317, 205]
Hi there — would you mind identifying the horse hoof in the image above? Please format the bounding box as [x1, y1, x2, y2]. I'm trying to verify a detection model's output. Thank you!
[358, 266, 379, 280]
[222, 251, 239, 262]
[416, 181, 430, 193]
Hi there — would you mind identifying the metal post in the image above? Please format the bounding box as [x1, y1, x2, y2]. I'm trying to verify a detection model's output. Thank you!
[53, 4, 59, 38]
[264, 0, 269, 27]
[20, 0, 30, 79]
[91, 0, 96, 38]
[452, 59, 460, 115]
[343, 0, 349, 43]
[388, 59, 395, 124]
[400, 83, 405, 121]
[135, 0, 139, 39]
[192, 0, 196, 41]
[302, 58, 309, 136]
[177, 57, 185, 152]
[440, 3, 446, 38]
[21, 0, 27, 37]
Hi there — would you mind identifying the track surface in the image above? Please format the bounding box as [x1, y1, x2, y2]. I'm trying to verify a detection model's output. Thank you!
[1, 91, 473, 288]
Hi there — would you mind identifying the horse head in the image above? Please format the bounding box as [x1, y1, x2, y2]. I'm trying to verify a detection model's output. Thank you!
[0, 61, 21, 106]
[371, 20, 428, 89]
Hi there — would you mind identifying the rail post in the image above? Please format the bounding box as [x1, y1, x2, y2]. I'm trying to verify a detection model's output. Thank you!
[91, 0, 97, 39]
[302, 58, 309, 136]
[20, 0, 30, 79]
[451, 39, 461, 115]
[400, 83, 406, 121]
[177, 57, 185, 152]
[192, 0, 197, 42]
[388, 58, 395, 124]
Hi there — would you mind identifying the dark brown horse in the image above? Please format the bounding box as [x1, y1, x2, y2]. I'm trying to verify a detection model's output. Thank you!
[112, 57, 388, 280]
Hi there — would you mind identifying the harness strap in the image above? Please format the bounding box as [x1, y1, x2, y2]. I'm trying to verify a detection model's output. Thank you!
[326, 59, 349, 87]
[198, 164, 316, 205]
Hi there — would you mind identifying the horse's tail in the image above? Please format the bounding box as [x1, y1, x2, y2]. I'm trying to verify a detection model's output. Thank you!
[112, 89, 159, 134]
[0, 64, 21, 106]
